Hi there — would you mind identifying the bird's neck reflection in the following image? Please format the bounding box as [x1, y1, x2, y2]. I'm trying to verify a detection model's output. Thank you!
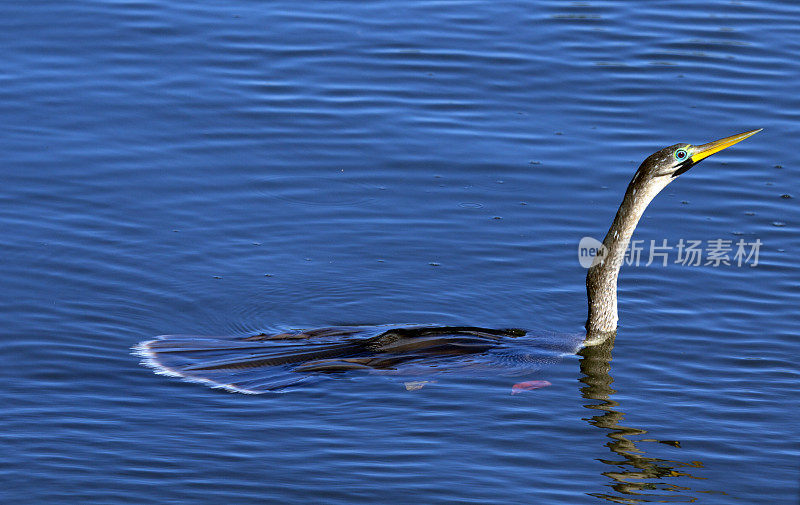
[578, 334, 714, 503]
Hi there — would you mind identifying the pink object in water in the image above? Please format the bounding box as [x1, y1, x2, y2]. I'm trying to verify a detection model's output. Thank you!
[511, 380, 552, 395]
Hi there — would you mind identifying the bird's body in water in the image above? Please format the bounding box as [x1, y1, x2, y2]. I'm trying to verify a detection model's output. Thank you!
[135, 129, 761, 393]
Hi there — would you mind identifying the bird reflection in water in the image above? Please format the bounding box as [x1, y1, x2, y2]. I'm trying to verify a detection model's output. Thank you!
[579, 334, 726, 503]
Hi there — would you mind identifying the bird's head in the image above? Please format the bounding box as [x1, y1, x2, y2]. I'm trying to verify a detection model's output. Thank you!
[632, 129, 762, 196]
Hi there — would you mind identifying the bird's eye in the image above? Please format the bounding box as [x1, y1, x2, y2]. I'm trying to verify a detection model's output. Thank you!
[675, 149, 688, 161]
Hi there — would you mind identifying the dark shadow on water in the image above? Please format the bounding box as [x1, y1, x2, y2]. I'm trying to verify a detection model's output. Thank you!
[578, 334, 726, 504]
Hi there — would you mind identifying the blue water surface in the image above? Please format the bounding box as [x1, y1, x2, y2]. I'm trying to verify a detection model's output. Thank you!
[1, 1, 798, 503]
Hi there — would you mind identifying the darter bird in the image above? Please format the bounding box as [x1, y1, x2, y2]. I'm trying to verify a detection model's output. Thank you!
[135, 129, 761, 393]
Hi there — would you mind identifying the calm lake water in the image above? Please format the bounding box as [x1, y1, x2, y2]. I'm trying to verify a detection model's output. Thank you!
[2, 1, 798, 503]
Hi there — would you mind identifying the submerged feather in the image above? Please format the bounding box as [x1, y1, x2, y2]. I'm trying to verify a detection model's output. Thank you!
[511, 380, 552, 395]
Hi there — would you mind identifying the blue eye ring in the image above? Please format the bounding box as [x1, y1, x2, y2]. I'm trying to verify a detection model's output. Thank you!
[675, 149, 688, 161]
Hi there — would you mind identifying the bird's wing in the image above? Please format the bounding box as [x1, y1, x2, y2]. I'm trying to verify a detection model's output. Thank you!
[133, 326, 386, 393]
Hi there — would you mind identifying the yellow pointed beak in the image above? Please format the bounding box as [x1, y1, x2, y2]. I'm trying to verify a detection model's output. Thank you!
[690, 128, 762, 163]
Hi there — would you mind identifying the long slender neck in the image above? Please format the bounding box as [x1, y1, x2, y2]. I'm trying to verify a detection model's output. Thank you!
[586, 174, 660, 336]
